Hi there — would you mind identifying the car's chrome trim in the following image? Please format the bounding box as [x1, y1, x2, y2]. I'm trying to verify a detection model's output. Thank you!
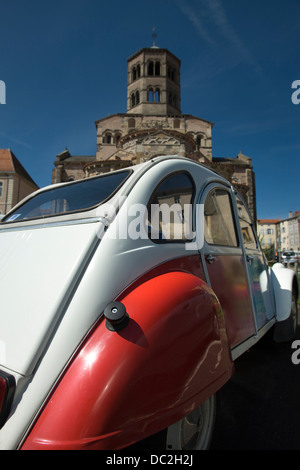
[0, 217, 108, 233]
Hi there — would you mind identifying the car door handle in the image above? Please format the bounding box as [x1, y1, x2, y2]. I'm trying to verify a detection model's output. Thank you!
[205, 254, 216, 264]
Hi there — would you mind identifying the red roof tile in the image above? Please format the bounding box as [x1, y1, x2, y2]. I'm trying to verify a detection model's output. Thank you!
[257, 219, 281, 224]
[0, 149, 38, 187]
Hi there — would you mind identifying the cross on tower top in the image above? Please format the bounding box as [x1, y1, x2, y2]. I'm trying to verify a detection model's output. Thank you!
[152, 27, 158, 48]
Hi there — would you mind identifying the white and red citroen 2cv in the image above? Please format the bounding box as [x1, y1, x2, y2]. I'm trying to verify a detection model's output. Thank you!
[0, 156, 298, 450]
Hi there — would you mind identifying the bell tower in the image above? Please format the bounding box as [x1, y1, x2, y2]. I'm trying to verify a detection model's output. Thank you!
[126, 39, 181, 116]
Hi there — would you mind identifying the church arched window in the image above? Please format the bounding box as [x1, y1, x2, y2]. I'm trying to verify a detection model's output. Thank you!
[155, 61, 160, 76]
[115, 133, 122, 145]
[147, 88, 154, 102]
[155, 88, 160, 102]
[132, 65, 141, 81]
[136, 90, 140, 104]
[148, 61, 154, 76]
[103, 133, 112, 144]
[196, 135, 202, 150]
[131, 93, 136, 107]
[132, 67, 136, 82]
[128, 118, 135, 128]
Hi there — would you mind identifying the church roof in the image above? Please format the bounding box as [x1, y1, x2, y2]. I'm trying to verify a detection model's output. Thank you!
[55, 148, 96, 163]
[0, 148, 38, 187]
[94, 113, 214, 127]
[127, 47, 181, 64]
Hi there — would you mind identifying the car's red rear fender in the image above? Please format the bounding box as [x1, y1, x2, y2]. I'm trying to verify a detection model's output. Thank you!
[21, 271, 233, 450]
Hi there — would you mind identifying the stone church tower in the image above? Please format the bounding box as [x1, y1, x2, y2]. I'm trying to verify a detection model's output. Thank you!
[126, 46, 181, 116]
[52, 42, 256, 221]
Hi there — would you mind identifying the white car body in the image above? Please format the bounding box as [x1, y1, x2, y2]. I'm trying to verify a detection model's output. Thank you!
[0, 156, 298, 450]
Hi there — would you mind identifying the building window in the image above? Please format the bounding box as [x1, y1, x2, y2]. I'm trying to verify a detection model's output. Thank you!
[148, 87, 160, 102]
[131, 93, 135, 107]
[128, 118, 135, 128]
[148, 61, 154, 76]
[131, 64, 141, 82]
[132, 67, 137, 82]
[173, 119, 180, 129]
[155, 61, 160, 76]
[103, 133, 112, 144]
[147, 60, 160, 76]
[0, 181, 3, 198]
[196, 135, 202, 150]
[115, 133, 122, 145]
[131, 91, 140, 108]
[147, 88, 154, 102]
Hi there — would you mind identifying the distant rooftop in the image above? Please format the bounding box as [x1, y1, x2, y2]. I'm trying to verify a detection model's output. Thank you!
[0, 148, 38, 188]
[257, 219, 281, 224]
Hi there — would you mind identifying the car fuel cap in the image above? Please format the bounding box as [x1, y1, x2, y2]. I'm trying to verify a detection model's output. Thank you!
[104, 301, 129, 331]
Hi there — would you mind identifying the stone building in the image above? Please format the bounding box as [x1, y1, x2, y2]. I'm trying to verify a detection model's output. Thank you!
[257, 211, 300, 254]
[52, 43, 256, 221]
[0, 148, 39, 215]
[257, 219, 281, 250]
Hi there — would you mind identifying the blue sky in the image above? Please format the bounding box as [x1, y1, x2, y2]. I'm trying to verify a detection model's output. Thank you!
[0, 0, 299, 219]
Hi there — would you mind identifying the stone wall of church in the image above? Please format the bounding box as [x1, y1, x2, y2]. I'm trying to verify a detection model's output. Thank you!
[95, 113, 213, 162]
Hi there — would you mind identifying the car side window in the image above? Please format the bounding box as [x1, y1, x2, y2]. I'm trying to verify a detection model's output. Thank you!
[147, 172, 194, 242]
[235, 195, 257, 249]
[204, 188, 238, 247]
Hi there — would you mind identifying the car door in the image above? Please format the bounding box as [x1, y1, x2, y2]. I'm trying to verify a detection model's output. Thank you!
[234, 192, 275, 330]
[199, 183, 256, 350]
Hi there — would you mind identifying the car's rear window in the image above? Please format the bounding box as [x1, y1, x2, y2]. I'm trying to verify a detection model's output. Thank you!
[2, 170, 131, 223]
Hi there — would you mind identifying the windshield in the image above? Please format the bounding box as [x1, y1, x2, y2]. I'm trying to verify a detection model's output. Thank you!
[2, 170, 131, 223]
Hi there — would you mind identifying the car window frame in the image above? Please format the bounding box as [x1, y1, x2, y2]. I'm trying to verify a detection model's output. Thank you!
[1, 169, 133, 224]
[202, 185, 239, 249]
[146, 170, 196, 244]
[233, 191, 260, 252]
